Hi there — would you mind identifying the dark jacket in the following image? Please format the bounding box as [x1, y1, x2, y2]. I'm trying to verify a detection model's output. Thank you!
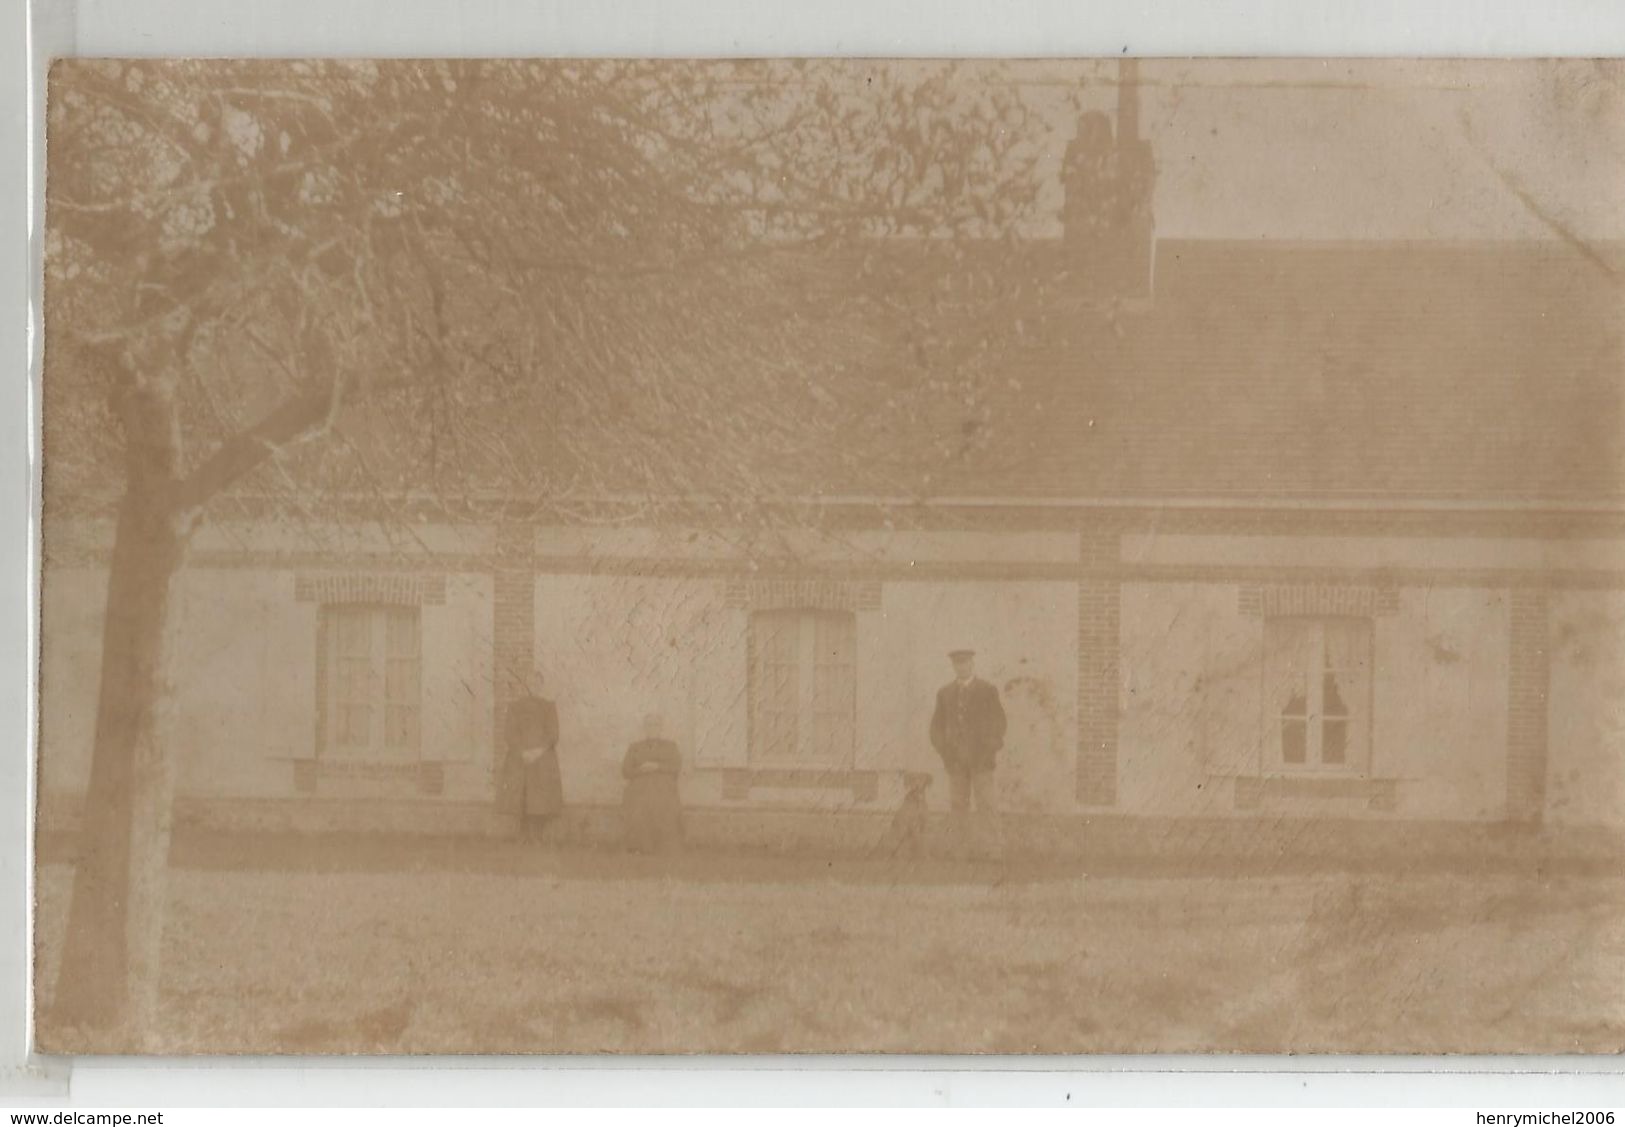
[504, 695, 562, 818]
[929, 677, 1008, 774]
[621, 737, 683, 853]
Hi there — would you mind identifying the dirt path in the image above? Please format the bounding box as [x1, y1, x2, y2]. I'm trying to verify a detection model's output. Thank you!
[35, 862, 1625, 1054]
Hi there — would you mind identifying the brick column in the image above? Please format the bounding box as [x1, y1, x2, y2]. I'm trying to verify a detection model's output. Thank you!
[492, 524, 536, 814]
[1077, 530, 1122, 806]
[1505, 588, 1551, 823]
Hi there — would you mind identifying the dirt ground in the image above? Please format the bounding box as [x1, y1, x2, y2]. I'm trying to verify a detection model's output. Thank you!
[33, 849, 1625, 1055]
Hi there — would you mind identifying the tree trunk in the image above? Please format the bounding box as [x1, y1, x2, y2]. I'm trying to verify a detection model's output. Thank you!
[42, 362, 330, 1049]
[47, 380, 194, 1052]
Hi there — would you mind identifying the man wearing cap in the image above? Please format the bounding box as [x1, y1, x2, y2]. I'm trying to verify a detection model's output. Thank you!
[929, 648, 1008, 858]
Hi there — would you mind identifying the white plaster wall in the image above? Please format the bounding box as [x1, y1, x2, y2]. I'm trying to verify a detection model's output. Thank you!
[38, 566, 309, 802]
[1372, 589, 1509, 820]
[1547, 591, 1625, 828]
[1122, 532, 1625, 573]
[42, 562, 498, 806]
[421, 574, 495, 799]
[191, 520, 493, 557]
[48, 541, 1616, 832]
[870, 581, 1079, 813]
[535, 575, 1076, 812]
[534, 575, 745, 805]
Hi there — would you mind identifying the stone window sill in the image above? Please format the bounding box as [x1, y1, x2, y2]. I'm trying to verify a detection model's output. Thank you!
[1232, 773, 1398, 812]
[288, 757, 443, 796]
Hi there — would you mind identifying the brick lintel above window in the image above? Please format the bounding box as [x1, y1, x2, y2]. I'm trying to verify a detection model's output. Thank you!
[1240, 583, 1399, 618]
[725, 577, 881, 612]
[296, 572, 447, 606]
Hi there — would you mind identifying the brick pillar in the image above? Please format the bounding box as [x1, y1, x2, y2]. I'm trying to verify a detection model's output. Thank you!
[1077, 530, 1122, 806]
[492, 524, 536, 814]
[1505, 588, 1551, 823]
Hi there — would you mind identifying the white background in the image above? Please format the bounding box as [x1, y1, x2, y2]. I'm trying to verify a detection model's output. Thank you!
[7, 0, 1625, 1108]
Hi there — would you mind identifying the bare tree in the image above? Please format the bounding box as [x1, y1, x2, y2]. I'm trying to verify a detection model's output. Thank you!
[42, 58, 1109, 1046]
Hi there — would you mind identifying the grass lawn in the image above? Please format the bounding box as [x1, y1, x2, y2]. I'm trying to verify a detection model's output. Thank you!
[34, 848, 1625, 1055]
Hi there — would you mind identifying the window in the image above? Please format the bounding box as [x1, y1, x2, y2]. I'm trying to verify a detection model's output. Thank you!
[749, 608, 856, 766]
[323, 604, 422, 760]
[1262, 617, 1371, 772]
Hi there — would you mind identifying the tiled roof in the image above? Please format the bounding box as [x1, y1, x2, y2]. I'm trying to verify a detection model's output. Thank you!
[681, 236, 1625, 503]
[226, 236, 1624, 512]
[1015, 238, 1625, 501]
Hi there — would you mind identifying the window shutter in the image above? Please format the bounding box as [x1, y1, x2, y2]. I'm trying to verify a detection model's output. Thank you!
[751, 609, 801, 762]
[270, 600, 319, 760]
[419, 598, 480, 763]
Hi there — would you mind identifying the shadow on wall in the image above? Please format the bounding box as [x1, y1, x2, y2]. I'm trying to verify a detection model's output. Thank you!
[999, 672, 1072, 814]
[1548, 592, 1625, 829]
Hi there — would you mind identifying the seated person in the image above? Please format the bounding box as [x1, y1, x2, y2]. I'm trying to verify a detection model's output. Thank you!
[621, 713, 684, 853]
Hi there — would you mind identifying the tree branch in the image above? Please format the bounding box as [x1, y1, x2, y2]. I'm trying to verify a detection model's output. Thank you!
[169, 384, 338, 511]
[1457, 107, 1621, 285]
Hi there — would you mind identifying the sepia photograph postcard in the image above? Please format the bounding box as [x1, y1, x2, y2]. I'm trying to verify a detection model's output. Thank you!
[33, 57, 1625, 1056]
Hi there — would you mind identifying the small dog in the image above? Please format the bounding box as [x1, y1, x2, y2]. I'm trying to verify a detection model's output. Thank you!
[873, 771, 934, 859]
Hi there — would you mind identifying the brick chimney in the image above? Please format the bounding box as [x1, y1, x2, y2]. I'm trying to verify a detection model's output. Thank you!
[1062, 57, 1156, 303]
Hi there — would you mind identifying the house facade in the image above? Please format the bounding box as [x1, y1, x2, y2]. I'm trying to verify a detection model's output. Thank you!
[38, 91, 1625, 849]
[37, 485, 1625, 841]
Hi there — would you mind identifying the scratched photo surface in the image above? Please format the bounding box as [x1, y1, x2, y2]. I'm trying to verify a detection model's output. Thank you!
[35, 58, 1625, 1055]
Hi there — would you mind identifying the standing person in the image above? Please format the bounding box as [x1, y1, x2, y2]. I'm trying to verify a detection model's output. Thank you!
[928, 648, 1008, 859]
[620, 713, 684, 854]
[504, 670, 562, 842]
